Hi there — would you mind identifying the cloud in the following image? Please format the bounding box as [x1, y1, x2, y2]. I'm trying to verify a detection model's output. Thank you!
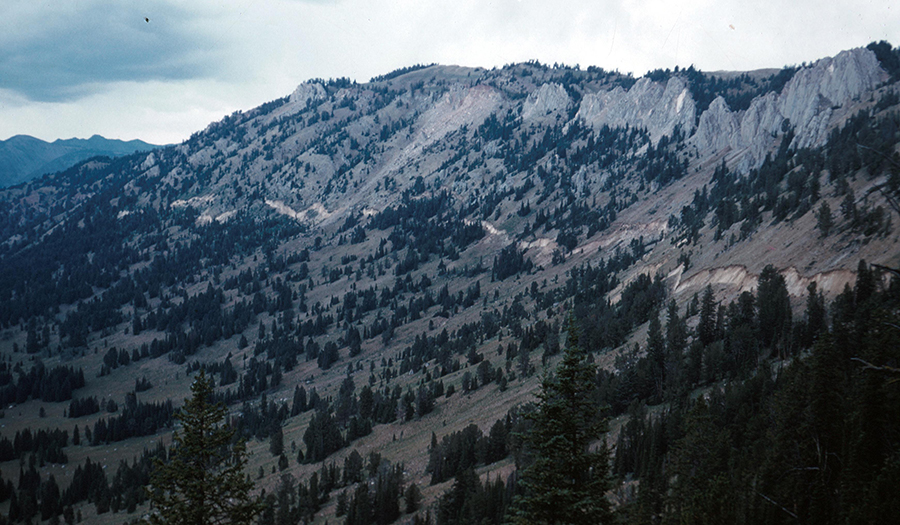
[0, 0, 225, 102]
[1, 0, 898, 145]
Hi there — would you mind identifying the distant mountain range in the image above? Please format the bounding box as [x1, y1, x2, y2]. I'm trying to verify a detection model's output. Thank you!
[0, 134, 161, 187]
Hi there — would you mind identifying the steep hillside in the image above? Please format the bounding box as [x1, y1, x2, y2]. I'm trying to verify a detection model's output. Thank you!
[0, 43, 898, 524]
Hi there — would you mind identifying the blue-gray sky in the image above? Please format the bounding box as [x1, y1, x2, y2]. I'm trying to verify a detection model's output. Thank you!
[1, 0, 897, 144]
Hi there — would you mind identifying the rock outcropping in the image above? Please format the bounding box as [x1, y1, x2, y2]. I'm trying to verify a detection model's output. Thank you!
[289, 81, 328, 107]
[691, 48, 886, 170]
[522, 83, 571, 121]
[576, 76, 696, 144]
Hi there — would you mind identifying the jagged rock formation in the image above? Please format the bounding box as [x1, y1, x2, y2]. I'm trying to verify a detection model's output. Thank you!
[289, 80, 328, 107]
[522, 83, 571, 121]
[691, 48, 886, 170]
[577, 76, 696, 143]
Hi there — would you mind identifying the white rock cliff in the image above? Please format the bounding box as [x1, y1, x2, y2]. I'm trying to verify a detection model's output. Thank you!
[691, 47, 886, 170]
[576, 76, 696, 144]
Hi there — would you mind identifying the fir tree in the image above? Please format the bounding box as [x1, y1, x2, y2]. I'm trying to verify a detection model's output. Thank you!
[145, 370, 262, 525]
[757, 265, 792, 358]
[508, 321, 613, 525]
[816, 201, 834, 237]
[646, 311, 666, 401]
[698, 284, 718, 346]
[270, 425, 284, 457]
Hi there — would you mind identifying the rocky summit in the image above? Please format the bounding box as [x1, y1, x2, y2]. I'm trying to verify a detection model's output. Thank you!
[0, 43, 898, 525]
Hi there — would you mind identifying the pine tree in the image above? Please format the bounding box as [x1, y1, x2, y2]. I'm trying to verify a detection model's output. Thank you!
[646, 311, 666, 401]
[816, 201, 834, 237]
[698, 284, 718, 346]
[757, 265, 792, 358]
[508, 321, 613, 525]
[270, 425, 284, 457]
[145, 370, 262, 525]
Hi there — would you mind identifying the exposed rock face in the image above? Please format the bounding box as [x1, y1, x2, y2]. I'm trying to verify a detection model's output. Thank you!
[379, 84, 502, 178]
[416, 84, 502, 144]
[522, 83, 571, 121]
[577, 76, 696, 144]
[738, 92, 784, 166]
[780, 48, 883, 148]
[671, 265, 856, 298]
[289, 81, 327, 107]
[692, 48, 886, 170]
[693, 97, 741, 152]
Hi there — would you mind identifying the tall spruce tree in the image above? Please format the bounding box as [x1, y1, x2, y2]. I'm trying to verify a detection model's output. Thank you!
[508, 321, 613, 525]
[757, 264, 792, 357]
[145, 370, 262, 525]
[698, 284, 718, 346]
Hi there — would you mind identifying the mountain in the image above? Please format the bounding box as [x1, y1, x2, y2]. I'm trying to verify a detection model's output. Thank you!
[0, 43, 899, 524]
[0, 134, 161, 187]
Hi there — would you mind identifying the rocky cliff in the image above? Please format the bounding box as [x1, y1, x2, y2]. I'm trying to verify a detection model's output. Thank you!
[522, 82, 571, 121]
[691, 47, 886, 170]
[576, 76, 696, 143]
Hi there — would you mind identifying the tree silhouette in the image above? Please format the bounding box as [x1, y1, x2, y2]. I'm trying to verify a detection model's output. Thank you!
[508, 321, 613, 525]
[145, 370, 262, 525]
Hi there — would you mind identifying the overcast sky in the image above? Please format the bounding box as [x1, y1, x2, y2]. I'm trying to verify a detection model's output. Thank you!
[1, 0, 898, 145]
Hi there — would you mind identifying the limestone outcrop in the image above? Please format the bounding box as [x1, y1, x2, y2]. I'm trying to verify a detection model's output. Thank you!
[576, 76, 696, 144]
[289, 81, 327, 107]
[522, 83, 571, 121]
[691, 47, 886, 170]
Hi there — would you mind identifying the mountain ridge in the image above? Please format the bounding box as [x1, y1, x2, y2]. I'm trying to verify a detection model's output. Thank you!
[0, 134, 161, 188]
[0, 43, 898, 524]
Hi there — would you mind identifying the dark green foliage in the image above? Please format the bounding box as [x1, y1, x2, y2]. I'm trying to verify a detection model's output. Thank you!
[269, 425, 284, 456]
[90, 397, 173, 444]
[677, 64, 799, 113]
[491, 244, 532, 281]
[0, 427, 68, 464]
[568, 259, 666, 353]
[816, 201, 834, 236]
[507, 324, 613, 525]
[436, 469, 509, 525]
[427, 412, 516, 484]
[343, 461, 405, 525]
[756, 265, 792, 357]
[697, 285, 717, 346]
[611, 263, 900, 525]
[107, 443, 166, 514]
[404, 483, 422, 514]
[145, 371, 262, 525]
[303, 408, 347, 463]
[867, 40, 900, 81]
[370, 64, 436, 83]
[0, 363, 85, 405]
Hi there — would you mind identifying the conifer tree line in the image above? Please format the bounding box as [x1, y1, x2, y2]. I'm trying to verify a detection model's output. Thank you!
[423, 261, 900, 525]
[0, 43, 899, 525]
[4, 261, 896, 525]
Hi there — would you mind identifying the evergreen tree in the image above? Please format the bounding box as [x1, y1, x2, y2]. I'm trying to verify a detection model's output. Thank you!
[757, 265, 792, 357]
[145, 370, 262, 525]
[508, 321, 613, 525]
[404, 482, 422, 514]
[816, 201, 834, 237]
[646, 311, 666, 401]
[270, 425, 284, 457]
[698, 284, 718, 346]
[803, 281, 827, 347]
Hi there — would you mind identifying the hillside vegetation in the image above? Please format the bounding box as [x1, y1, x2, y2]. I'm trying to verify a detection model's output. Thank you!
[0, 42, 898, 525]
